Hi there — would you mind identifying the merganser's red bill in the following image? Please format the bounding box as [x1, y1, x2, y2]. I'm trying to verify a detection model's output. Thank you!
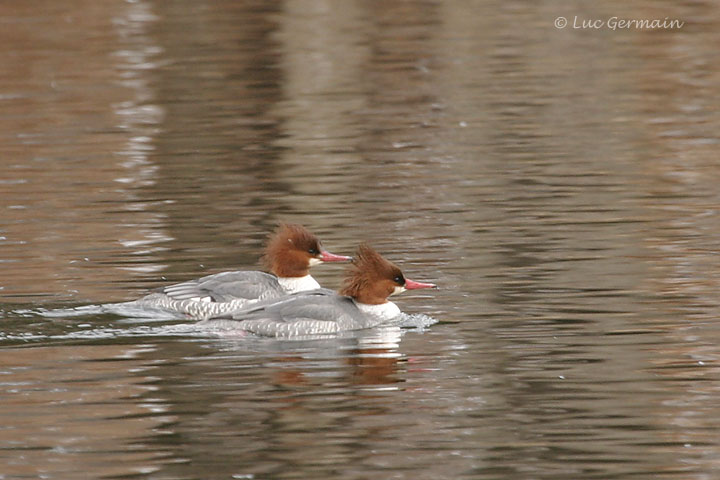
[404, 278, 437, 290]
[320, 250, 353, 262]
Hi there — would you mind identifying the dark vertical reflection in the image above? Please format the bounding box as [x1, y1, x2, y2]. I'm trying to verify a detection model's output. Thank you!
[140, 0, 288, 276]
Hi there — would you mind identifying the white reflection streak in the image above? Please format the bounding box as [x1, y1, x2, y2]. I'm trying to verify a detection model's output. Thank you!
[111, 1, 172, 274]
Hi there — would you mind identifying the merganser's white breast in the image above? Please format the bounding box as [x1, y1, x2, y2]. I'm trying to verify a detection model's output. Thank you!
[355, 301, 402, 322]
[278, 274, 321, 293]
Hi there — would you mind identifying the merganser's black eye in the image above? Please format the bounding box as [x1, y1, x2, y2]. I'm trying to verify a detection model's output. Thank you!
[308, 247, 319, 255]
[394, 275, 405, 285]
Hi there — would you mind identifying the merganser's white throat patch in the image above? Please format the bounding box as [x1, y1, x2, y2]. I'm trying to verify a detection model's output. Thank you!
[356, 301, 402, 321]
[391, 286, 406, 296]
[308, 257, 323, 267]
[278, 274, 321, 293]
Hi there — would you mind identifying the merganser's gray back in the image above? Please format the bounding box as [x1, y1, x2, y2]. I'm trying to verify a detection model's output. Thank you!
[161, 271, 284, 302]
[199, 289, 385, 337]
[131, 271, 285, 319]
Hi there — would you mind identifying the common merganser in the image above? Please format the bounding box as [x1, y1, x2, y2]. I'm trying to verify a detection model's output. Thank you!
[129, 224, 351, 318]
[198, 244, 437, 337]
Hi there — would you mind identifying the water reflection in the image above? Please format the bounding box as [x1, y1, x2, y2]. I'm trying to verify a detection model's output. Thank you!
[112, 0, 172, 275]
[0, 343, 173, 478]
[99, 330, 415, 479]
[0, 0, 170, 302]
[2, 0, 720, 479]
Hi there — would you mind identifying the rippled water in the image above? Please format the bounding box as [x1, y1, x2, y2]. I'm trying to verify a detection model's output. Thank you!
[2, 1, 720, 478]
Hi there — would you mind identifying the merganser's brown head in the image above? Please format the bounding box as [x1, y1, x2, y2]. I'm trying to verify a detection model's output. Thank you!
[262, 223, 351, 278]
[340, 244, 436, 305]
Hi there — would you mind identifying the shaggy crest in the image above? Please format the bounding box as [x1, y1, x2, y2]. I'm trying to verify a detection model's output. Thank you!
[340, 244, 403, 303]
[261, 223, 321, 277]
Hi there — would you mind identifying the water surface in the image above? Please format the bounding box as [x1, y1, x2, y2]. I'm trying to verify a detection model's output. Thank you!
[2, 1, 720, 478]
